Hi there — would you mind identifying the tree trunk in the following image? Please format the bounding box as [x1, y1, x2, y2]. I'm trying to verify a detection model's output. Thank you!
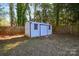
[9, 3, 15, 26]
[56, 4, 59, 27]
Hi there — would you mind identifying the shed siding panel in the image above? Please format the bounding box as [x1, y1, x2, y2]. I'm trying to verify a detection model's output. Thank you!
[40, 25, 48, 36]
[31, 23, 40, 37]
[48, 25, 52, 35]
[25, 22, 30, 37]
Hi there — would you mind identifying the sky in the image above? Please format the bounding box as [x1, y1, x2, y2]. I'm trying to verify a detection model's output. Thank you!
[0, 3, 10, 22]
[0, 3, 36, 22]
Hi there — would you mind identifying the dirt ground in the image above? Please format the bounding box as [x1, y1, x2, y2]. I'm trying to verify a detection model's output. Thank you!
[0, 34, 79, 56]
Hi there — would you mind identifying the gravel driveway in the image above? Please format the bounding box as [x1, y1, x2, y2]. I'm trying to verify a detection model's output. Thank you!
[1, 34, 79, 56]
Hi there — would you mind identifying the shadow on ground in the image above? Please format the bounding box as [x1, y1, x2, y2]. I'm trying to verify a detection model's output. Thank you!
[0, 35, 29, 56]
[0, 34, 79, 56]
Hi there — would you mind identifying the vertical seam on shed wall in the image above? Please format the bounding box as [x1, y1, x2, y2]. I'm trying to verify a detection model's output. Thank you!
[30, 22, 31, 38]
[39, 24, 41, 37]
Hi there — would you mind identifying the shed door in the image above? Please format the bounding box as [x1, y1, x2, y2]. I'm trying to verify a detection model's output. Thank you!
[40, 25, 48, 36]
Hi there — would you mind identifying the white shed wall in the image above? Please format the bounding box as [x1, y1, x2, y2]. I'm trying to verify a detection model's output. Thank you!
[48, 25, 52, 35]
[31, 22, 40, 37]
[40, 25, 48, 36]
[25, 22, 30, 37]
[25, 21, 52, 37]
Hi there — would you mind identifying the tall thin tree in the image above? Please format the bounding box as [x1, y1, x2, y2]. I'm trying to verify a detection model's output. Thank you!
[9, 3, 15, 26]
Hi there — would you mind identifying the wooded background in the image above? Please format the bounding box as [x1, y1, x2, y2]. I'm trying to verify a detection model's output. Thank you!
[0, 3, 79, 35]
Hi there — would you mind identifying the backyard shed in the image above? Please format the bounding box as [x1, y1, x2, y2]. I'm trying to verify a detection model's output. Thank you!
[25, 21, 52, 37]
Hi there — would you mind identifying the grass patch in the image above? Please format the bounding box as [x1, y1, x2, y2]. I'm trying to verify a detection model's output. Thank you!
[0, 36, 27, 55]
[0, 42, 22, 55]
